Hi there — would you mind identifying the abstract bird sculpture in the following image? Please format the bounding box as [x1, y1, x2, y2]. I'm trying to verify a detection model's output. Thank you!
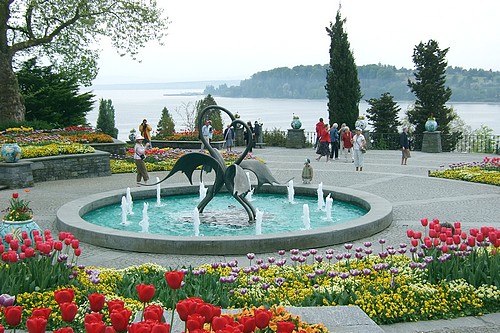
[154, 105, 279, 221]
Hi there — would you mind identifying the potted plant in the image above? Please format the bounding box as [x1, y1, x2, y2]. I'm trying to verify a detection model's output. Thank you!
[1, 191, 41, 244]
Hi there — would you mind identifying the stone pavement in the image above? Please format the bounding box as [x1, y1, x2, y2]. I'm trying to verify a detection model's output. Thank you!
[1, 147, 499, 332]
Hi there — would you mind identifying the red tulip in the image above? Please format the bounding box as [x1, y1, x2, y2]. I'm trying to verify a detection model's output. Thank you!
[434, 224, 441, 232]
[445, 237, 453, 245]
[85, 321, 106, 333]
[60, 302, 78, 323]
[433, 238, 440, 247]
[459, 243, 467, 251]
[7, 250, 18, 263]
[74, 248, 82, 256]
[110, 308, 132, 332]
[411, 239, 418, 247]
[0, 323, 4, 333]
[54, 328, 74, 333]
[186, 313, 205, 331]
[136, 284, 155, 303]
[477, 233, 485, 242]
[454, 228, 462, 236]
[276, 321, 295, 333]
[494, 239, 500, 248]
[128, 322, 152, 333]
[467, 236, 476, 247]
[420, 218, 428, 227]
[428, 229, 437, 238]
[461, 232, 467, 240]
[85, 312, 104, 324]
[424, 238, 432, 248]
[31, 307, 52, 319]
[0, 244, 4, 253]
[165, 271, 184, 290]
[197, 303, 215, 323]
[453, 235, 461, 245]
[9, 240, 19, 251]
[12, 193, 19, 199]
[406, 230, 414, 238]
[150, 322, 170, 333]
[105, 326, 116, 333]
[88, 293, 106, 312]
[239, 316, 256, 333]
[4, 306, 23, 327]
[143, 305, 164, 322]
[212, 316, 231, 331]
[54, 241, 63, 251]
[71, 239, 80, 249]
[26, 315, 47, 333]
[107, 300, 125, 313]
[54, 288, 75, 304]
[470, 228, 478, 236]
[413, 231, 422, 239]
[441, 245, 449, 253]
[4, 234, 13, 243]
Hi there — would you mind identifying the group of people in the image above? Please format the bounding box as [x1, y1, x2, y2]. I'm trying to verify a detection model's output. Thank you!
[243, 120, 263, 152]
[314, 118, 366, 171]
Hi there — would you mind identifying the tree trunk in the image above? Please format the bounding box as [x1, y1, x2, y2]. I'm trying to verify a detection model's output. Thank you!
[0, 52, 25, 122]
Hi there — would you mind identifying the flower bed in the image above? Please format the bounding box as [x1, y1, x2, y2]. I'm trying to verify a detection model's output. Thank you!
[429, 156, 500, 186]
[110, 147, 258, 174]
[0, 219, 499, 332]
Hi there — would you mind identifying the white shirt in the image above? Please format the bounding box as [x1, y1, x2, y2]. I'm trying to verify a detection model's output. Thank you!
[353, 134, 365, 150]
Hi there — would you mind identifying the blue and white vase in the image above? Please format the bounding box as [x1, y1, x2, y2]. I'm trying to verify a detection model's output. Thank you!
[1, 219, 42, 247]
[425, 119, 438, 132]
[291, 117, 302, 129]
[1, 143, 22, 163]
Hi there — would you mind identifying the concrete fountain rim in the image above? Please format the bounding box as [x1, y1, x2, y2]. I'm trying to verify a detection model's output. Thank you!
[56, 184, 393, 255]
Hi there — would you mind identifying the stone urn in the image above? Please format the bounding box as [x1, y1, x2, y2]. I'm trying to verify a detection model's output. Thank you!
[355, 118, 368, 131]
[1, 143, 22, 163]
[291, 116, 302, 129]
[425, 118, 438, 132]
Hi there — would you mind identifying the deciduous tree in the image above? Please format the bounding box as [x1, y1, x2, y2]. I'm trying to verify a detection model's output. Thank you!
[325, 7, 361, 129]
[0, 0, 169, 122]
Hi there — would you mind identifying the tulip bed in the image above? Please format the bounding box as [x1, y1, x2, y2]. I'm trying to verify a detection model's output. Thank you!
[110, 148, 258, 174]
[1, 219, 500, 333]
[154, 131, 224, 142]
[429, 156, 500, 186]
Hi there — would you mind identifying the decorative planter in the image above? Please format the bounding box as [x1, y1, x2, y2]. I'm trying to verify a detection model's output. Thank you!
[1, 143, 22, 163]
[425, 119, 438, 132]
[291, 117, 302, 129]
[355, 118, 368, 130]
[129, 132, 136, 141]
[0, 219, 42, 245]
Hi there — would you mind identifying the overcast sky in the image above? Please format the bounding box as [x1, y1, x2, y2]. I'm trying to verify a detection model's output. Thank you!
[93, 0, 500, 84]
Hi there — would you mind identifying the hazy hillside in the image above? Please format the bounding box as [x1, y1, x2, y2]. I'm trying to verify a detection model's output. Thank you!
[204, 64, 500, 102]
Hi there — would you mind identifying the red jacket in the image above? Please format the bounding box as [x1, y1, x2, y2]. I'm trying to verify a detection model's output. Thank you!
[319, 127, 331, 143]
[342, 131, 353, 148]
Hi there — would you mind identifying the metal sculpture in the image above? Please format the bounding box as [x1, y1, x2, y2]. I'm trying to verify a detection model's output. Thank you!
[153, 105, 279, 221]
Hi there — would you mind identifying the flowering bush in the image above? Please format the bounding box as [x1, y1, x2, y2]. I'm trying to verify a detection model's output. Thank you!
[429, 156, 500, 186]
[2, 191, 33, 221]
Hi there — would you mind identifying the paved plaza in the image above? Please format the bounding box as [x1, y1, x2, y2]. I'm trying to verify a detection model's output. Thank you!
[1, 147, 499, 332]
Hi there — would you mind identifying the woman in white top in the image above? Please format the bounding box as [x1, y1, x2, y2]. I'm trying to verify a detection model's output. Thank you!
[134, 135, 150, 184]
[352, 127, 367, 171]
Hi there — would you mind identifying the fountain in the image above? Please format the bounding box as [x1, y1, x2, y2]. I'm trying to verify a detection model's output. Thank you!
[287, 179, 295, 204]
[192, 207, 200, 236]
[155, 177, 162, 207]
[317, 182, 324, 210]
[325, 193, 333, 220]
[126, 187, 134, 215]
[199, 181, 208, 202]
[120, 196, 129, 225]
[56, 106, 393, 255]
[139, 202, 149, 233]
[246, 187, 254, 201]
[255, 209, 263, 235]
[302, 204, 311, 230]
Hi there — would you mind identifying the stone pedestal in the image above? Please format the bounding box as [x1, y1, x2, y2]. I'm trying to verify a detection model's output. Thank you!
[421, 131, 442, 153]
[234, 127, 245, 146]
[286, 129, 306, 148]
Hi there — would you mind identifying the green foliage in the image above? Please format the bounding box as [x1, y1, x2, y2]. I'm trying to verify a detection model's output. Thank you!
[96, 99, 118, 138]
[16, 58, 94, 127]
[470, 125, 497, 153]
[195, 94, 223, 131]
[365, 92, 401, 134]
[406, 40, 459, 151]
[0, 120, 53, 131]
[262, 128, 287, 147]
[325, 8, 361, 130]
[155, 107, 175, 139]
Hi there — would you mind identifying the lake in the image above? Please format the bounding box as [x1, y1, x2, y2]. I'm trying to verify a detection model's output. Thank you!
[84, 88, 500, 141]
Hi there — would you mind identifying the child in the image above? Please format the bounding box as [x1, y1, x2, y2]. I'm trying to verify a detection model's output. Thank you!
[302, 158, 313, 184]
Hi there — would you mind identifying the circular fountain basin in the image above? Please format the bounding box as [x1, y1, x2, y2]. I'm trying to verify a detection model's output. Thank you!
[56, 184, 393, 255]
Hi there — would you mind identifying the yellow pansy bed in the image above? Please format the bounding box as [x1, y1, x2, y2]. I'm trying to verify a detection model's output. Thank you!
[20, 143, 96, 158]
[429, 167, 500, 186]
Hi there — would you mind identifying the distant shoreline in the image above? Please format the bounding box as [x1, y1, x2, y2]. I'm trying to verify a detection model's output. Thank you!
[163, 92, 204, 97]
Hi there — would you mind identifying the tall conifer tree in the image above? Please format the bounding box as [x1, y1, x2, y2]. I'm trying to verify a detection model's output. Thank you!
[325, 7, 361, 129]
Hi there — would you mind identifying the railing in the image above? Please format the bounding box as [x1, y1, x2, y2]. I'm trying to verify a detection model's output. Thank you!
[263, 129, 500, 154]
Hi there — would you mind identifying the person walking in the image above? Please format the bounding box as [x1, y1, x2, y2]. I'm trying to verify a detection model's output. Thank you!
[201, 120, 211, 149]
[314, 118, 325, 149]
[341, 126, 353, 163]
[339, 123, 347, 151]
[224, 124, 235, 152]
[138, 119, 152, 146]
[400, 127, 411, 165]
[329, 123, 339, 160]
[134, 135, 150, 185]
[352, 127, 367, 171]
[315, 123, 330, 162]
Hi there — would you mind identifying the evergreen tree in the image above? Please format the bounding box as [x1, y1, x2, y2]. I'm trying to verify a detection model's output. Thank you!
[365, 92, 401, 134]
[195, 94, 223, 131]
[16, 58, 94, 127]
[156, 106, 175, 138]
[96, 99, 118, 138]
[325, 7, 361, 129]
[406, 39, 458, 150]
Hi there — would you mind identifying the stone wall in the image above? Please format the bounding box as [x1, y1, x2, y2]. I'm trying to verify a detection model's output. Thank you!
[0, 150, 111, 189]
[89, 139, 126, 156]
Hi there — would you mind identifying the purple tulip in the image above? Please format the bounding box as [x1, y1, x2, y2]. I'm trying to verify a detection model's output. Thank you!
[0, 294, 15, 307]
[246, 253, 255, 260]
